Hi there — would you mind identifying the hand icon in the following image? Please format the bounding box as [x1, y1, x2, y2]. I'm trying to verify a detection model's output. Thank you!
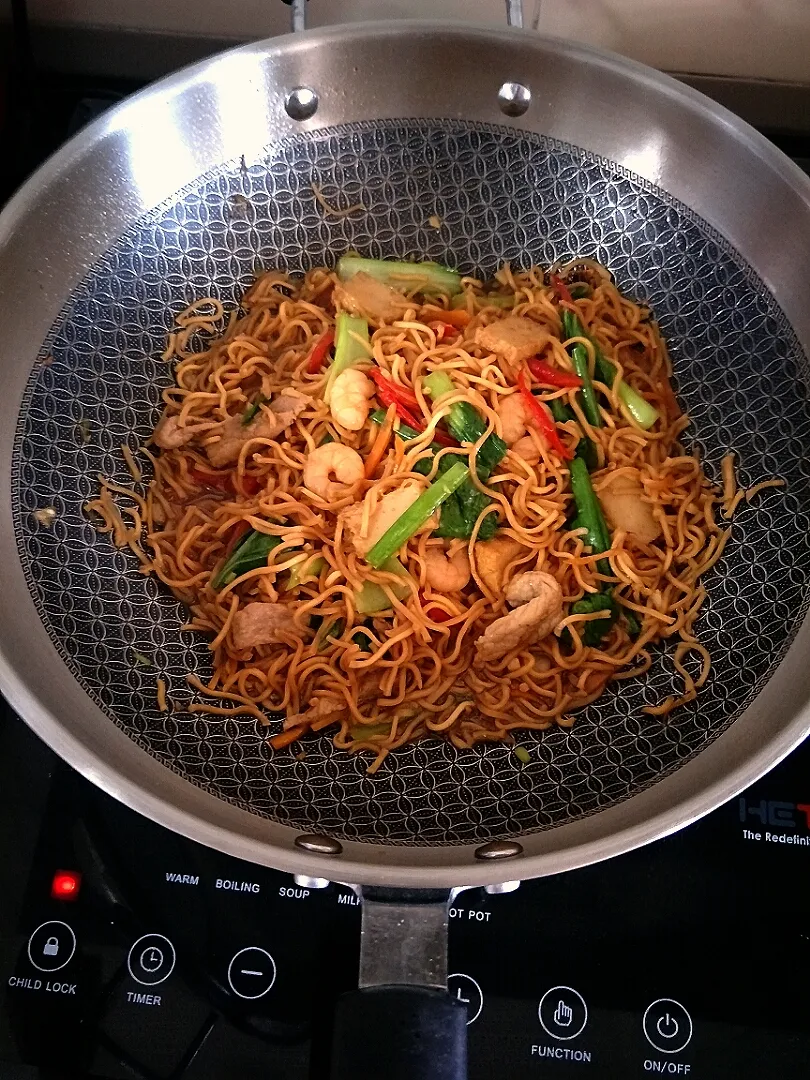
[554, 999, 573, 1027]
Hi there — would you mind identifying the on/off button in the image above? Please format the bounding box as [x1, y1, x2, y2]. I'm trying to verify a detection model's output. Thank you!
[643, 999, 693, 1054]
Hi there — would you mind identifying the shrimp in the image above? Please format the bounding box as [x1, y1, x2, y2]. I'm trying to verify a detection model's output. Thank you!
[511, 434, 541, 466]
[424, 546, 471, 592]
[497, 392, 530, 444]
[330, 368, 374, 431]
[303, 443, 364, 501]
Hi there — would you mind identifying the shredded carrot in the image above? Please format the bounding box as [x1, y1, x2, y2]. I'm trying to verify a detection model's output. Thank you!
[364, 403, 396, 478]
[269, 725, 306, 750]
[422, 306, 470, 329]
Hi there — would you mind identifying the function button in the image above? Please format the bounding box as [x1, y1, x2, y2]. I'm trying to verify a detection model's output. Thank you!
[227, 947, 277, 1000]
[127, 934, 176, 987]
[538, 985, 588, 1041]
[27, 920, 77, 973]
[448, 973, 484, 1025]
[643, 998, 693, 1054]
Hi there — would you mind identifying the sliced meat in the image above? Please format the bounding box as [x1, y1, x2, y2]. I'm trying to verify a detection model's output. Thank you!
[597, 470, 661, 546]
[476, 316, 549, 365]
[231, 602, 298, 651]
[333, 272, 410, 323]
[505, 570, 560, 608]
[474, 536, 525, 595]
[475, 579, 563, 662]
[283, 696, 348, 731]
[206, 391, 308, 467]
[153, 411, 210, 450]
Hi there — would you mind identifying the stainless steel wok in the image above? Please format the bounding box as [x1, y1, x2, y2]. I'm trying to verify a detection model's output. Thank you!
[1, 2, 810, 1075]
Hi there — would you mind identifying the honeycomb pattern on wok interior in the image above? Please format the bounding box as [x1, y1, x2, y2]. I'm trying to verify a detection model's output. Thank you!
[13, 120, 810, 844]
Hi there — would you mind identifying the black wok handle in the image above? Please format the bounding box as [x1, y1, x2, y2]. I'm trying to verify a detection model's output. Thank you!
[330, 985, 467, 1080]
[329, 888, 468, 1080]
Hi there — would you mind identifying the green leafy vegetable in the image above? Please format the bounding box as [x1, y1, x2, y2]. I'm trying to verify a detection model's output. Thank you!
[316, 619, 344, 651]
[366, 462, 470, 568]
[212, 528, 282, 589]
[372, 408, 499, 541]
[571, 591, 616, 646]
[132, 650, 154, 669]
[622, 606, 641, 636]
[423, 372, 506, 539]
[337, 256, 462, 296]
[324, 313, 369, 404]
[352, 630, 373, 653]
[546, 395, 597, 471]
[242, 395, 267, 427]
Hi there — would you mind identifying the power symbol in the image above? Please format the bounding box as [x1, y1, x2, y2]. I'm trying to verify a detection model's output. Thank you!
[656, 1013, 679, 1039]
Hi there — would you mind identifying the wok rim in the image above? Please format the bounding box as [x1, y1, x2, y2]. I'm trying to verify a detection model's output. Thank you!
[1, 20, 809, 888]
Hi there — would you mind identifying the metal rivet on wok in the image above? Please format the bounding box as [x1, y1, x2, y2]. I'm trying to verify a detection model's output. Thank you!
[474, 839, 524, 861]
[285, 86, 319, 121]
[497, 81, 531, 117]
[295, 833, 343, 855]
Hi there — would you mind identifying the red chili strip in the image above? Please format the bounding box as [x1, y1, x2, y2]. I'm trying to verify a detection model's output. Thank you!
[306, 330, 335, 374]
[527, 358, 582, 389]
[517, 370, 573, 461]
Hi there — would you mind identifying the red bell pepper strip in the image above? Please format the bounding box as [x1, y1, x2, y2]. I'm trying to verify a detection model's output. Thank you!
[517, 371, 573, 461]
[527, 358, 582, 389]
[306, 330, 335, 374]
[371, 369, 455, 447]
[550, 274, 574, 306]
[370, 368, 420, 409]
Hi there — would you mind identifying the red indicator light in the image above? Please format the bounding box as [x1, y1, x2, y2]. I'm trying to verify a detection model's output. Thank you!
[51, 870, 81, 901]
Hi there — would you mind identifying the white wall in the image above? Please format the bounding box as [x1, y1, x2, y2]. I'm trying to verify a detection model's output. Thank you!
[26, 0, 810, 83]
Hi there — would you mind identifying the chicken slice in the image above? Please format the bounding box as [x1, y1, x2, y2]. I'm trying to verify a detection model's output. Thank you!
[597, 470, 661, 546]
[153, 411, 211, 450]
[474, 536, 525, 595]
[231, 602, 298, 651]
[206, 391, 308, 467]
[505, 570, 560, 608]
[475, 577, 563, 662]
[333, 272, 410, 323]
[476, 316, 549, 365]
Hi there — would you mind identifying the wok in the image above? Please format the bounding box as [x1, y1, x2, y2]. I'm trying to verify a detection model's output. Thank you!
[1, 2, 810, 1075]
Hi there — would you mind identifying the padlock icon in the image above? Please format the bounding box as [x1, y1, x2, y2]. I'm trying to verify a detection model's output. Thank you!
[42, 936, 59, 957]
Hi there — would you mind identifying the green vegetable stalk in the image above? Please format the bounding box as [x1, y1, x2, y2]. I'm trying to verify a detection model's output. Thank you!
[355, 556, 413, 613]
[366, 461, 469, 568]
[561, 310, 602, 429]
[337, 256, 462, 296]
[561, 309, 659, 430]
[324, 313, 369, 404]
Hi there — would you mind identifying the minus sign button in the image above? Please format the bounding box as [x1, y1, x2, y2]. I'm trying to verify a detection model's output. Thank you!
[241, 969, 264, 976]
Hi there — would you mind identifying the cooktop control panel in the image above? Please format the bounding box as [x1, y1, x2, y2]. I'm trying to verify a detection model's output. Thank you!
[2, 712, 810, 1079]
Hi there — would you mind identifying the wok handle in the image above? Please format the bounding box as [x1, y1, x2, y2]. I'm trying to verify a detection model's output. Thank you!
[330, 985, 468, 1080]
[329, 888, 468, 1079]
